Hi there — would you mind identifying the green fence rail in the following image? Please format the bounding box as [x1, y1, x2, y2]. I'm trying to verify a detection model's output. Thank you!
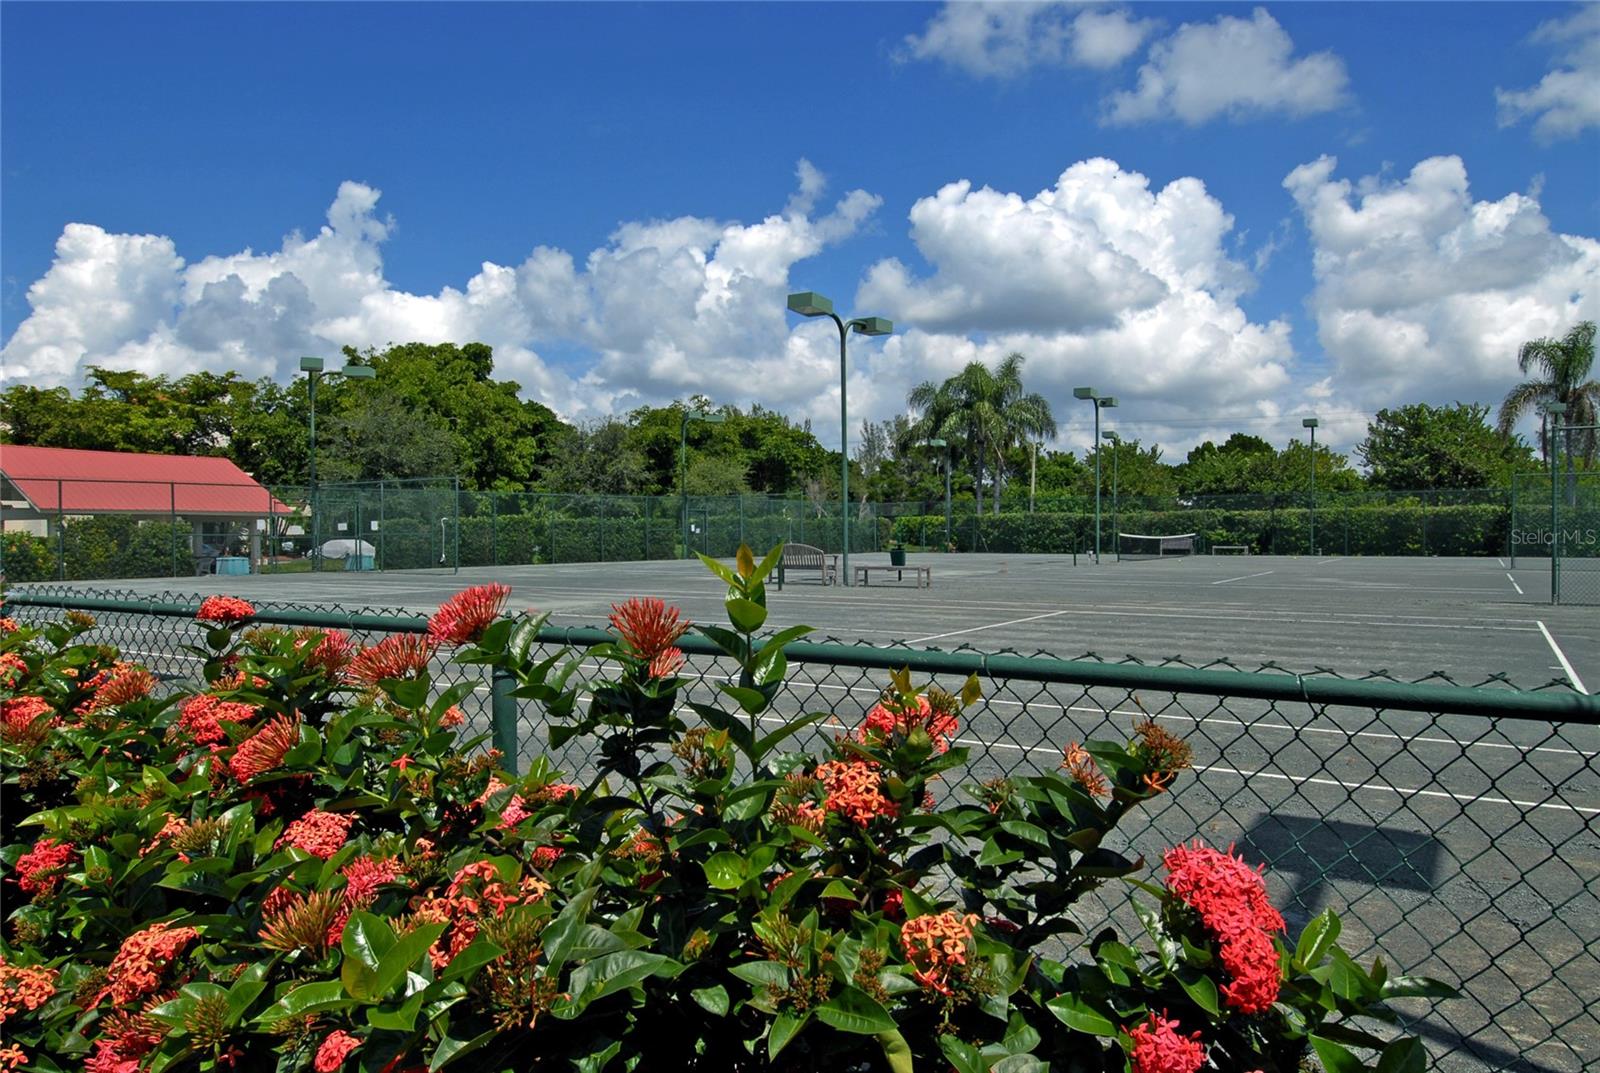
[4, 588, 1597, 1073]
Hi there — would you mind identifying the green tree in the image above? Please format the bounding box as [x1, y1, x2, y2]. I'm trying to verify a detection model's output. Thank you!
[1358, 402, 1534, 490]
[1496, 321, 1599, 479]
[907, 352, 1055, 515]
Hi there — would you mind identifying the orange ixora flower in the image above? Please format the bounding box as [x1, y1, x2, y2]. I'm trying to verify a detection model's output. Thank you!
[98, 922, 199, 1006]
[229, 714, 301, 784]
[899, 910, 980, 995]
[814, 760, 898, 827]
[428, 584, 512, 647]
[90, 665, 157, 710]
[1, 696, 54, 739]
[1060, 741, 1110, 798]
[300, 629, 355, 678]
[173, 693, 257, 747]
[856, 693, 960, 754]
[195, 595, 255, 625]
[646, 646, 685, 680]
[345, 634, 436, 686]
[0, 652, 27, 688]
[0, 958, 58, 1024]
[608, 597, 689, 661]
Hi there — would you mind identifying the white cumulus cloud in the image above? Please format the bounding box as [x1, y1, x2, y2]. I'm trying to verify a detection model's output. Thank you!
[1284, 154, 1600, 417]
[900, 2, 1153, 77]
[1, 163, 887, 438]
[857, 158, 1299, 455]
[1105, 7, 1350, 125]
[1497, 2, 1600, 142]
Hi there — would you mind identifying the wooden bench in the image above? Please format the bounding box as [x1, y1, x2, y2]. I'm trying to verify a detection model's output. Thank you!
[776, 543, 838, 588]
[853, 564, 931, 588]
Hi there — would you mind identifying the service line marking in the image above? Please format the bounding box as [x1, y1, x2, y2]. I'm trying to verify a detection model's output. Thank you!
[1211, 570, 1276, 586]
[1537, 621, 1589, 694]
[1507, 573, 1524, 595]
[905, 610, 1071, 645]
[1316, 557, 1345, 565]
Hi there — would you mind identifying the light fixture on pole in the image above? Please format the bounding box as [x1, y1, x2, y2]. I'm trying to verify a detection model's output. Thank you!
[1302, 417, 1319, 556]
[927, 438, 951, 549]
[1073, 388, 1116, 562]
[300, 357, 376, 569]
[786, 292, 892, 586]
[1102, 431, 1120, 555]
[679, 408, 725, 559]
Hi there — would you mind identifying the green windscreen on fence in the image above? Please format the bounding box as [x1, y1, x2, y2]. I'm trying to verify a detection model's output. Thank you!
[1510, 470, 1600, 604]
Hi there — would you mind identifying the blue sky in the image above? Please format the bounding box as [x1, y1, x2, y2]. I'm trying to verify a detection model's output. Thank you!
[3, 2, 1596, 456]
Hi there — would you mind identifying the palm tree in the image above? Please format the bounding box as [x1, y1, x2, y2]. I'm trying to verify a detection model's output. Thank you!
[1497, 321, 1599, 491]
[906, 353, 1057, 515]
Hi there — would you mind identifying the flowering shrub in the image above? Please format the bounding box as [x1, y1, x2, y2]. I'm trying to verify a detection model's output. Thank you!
[0, 548, 1448, 1071]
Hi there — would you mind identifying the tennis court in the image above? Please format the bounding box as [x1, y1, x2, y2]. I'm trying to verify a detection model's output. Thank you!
[11, 551, 1598, 1072]
[33, 549, 1596, 692]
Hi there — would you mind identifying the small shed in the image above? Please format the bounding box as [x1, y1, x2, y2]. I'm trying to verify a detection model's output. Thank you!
[0, 445, 293, 575]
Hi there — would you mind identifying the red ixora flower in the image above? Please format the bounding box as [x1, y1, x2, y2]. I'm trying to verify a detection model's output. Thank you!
[195, 595, 255, 625]
[609, 597, 689, 661]
[301, 629, 355, 678]
[1127, 1011, 1206, 1073]
[277, 810, 355, 859]
[314, 1030, 362, 1072]
[428, 584, 512, 646]
[646, 646, 685, 680]
[345, 634, 436, 686]
[1163, 842, 1285, 1013]
[173, 693, 257, 747]
[14, 837, 76, 897]
[91, 666, 158, 709]
[229, 714, 301, 783]
[1, 696, 54, 737]
[856, 694, 960, 754]
[0, 652, 27, 688]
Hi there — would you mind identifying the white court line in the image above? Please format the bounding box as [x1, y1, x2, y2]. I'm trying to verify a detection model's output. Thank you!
[1211, 570, 1276, 586]
[1316, 557, 1345, 565]
[1536, 622, 1589, 694]
[1507, 573, 1524, 595]
[1497, 558, 1507, 568]
[905, 610, 1071, 645]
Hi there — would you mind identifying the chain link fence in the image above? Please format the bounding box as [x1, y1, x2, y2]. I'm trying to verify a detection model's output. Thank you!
[1511, 470, 1600, 605]
[4, 587, 1596, 1072]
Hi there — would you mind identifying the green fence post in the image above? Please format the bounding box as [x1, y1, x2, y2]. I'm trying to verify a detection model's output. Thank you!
[599, 502, 606, 563]
[378, 482, 386, 572]
[57, 480, 66, 580]
[491, 491, 499, 567]
[1551, 437, 1560, 604]
[549, 512, 556, 564]
[491, 668, 519, 774]
[452, 478, 461, 575]
[739, 496, 745, 549]
[1508, 481, 1517, 569]
[170, 482, 179, 578]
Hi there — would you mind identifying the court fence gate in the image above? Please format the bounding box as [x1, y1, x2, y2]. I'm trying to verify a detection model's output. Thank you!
[4, 587, 1597, 1073]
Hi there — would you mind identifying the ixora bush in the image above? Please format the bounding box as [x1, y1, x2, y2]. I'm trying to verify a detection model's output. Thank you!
[0, 550, 1449, 1073]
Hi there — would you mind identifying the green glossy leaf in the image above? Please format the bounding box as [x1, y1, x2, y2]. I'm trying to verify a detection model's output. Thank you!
[373, 921, 447, 998]
[718, 684, 769, 715]
[1175, 968, 1221, 1016]
[698, 553, 742, 588]
[265, 980, 349, 1021]
[1375, 1037, 1426, 1073]
[1310, 1035, 1368, 1073]
[1379, 974, 1458, 1000]
[703, 851, 747, 889]
[726, 598, 767, 634]
[939, 1034, 988, 1073]
[1046, 994, 1117, 1037]
[768, 1010, 809, 1060]
[729, 961, 790, 989]
[992, 1057, 1049, 1073]
[691, 984, 730, 1016]
[877, 1029, 914, 1073]
[815, 987, 897, 1034]
[1295, 908, 1342, 971]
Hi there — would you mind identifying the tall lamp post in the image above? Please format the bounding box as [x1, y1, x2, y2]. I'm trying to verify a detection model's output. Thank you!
[786, 292, 892, 586]
[1102, 431, 1120, 554]
[927, 438, 951, 549]
[1548, 402, 1566, 604]
[680, 408, 725, 559]
[1302, 416, 1319, 556]
[1073, 388, 1116, 561]
[300, 357, 376, 569]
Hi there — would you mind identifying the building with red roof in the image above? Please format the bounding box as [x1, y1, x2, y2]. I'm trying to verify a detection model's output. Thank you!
[1, 445, 295, 575]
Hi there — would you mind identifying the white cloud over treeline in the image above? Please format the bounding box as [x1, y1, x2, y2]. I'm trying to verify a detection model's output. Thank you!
[3, 155, 1594, 455]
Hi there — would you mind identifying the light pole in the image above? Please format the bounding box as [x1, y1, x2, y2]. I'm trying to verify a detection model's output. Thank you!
[300, 357, 375, 569]
[787, 292, 892, 586]
[1548, 402, 1566, 603]
[1302, 416, 1319, 556]
[680, 408, 725, 559]
[1073, 388, 1116, 562]
[928, 438, 951, 549]
[1102, 431, 1120, 553]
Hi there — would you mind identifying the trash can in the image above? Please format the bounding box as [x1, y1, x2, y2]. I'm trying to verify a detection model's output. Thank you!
[215, 556, 250, 576]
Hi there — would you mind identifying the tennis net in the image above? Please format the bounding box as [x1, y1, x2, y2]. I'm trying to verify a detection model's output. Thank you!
[1116, 531, 1197, 560]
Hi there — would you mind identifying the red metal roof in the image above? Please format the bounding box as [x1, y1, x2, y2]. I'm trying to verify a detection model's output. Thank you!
[0, 445, 293, 516]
